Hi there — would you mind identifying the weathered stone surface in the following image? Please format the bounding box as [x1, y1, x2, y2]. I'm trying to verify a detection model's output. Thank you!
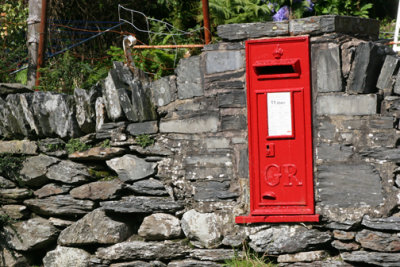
[316, 143, 353, 162]
[95, 96, 107, 131]
[127, 121, 158, 135]
[190, 249, 236, 261]
[151, 75, 177, 107]
[333, 230, 355, 241]
[341, 251, 400, 266]
[0, 83, 33, 95]
[34, 183, 71, 198]
[106, 154, 157, 182]
[278, 250, 328, 263]
[217, 91, 246, 108]
[129, 80, 158, 122]
[193, 181, 238, 201]
[24, 195, 95, 217]
[0, 204, 29, 219]
[70, 180, 123, 200]
[129, 142, 173, 157]
[110, 261, 154, 267]
[4, 217, 59, 251]
[0, 140, 37, 154]
[101, 196, 183, 214]
[316, 44, 342, 92]
[204, 71, 245, 90]
[394, 70, 400, 95]
[316, 94, 377, 115]
[176, 56, 203, 99]
[205, 51, 244, 74]
[168, 259, 219, 267]
[49, 217, 74, 228]
[361, 215, 400, 231]
[0, 188, 31, 200]
[160, 113, 219, 133]
[128, 178, 168, 196]
[96, 121, 127, 139]
[0, 175, 16, 188]
[181, 209, 223, 248]
[102, 69, 124, 121]
[69, 146, 126, 161]
[96, 241, 188, 261]
[221, 115, 247, 131]
[346, 42, 384, 94]
[331, 240, 360, 251]
[0, 247, 30, 267]
[20, 154, 59, 186]
[249, 226, 332, 254]
[47, 160, 91, 184]
[5, 94, 38, 137]
[360, 147, 400, 162]
[203, 42, 245, 51]
[341, 40, 363, 79]
[43, 246, 91, 267]
[138, 213, 182, 240]
[217, 21, 288, 40]
[38, 138, 67, 157]
[355, 229, 400, 252]
[58, 209, 131, 246]
[377, 55, 399, 90]
[74, 87, 99, 133]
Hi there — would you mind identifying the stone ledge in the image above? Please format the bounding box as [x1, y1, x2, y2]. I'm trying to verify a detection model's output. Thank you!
[316, 94, 377, 116]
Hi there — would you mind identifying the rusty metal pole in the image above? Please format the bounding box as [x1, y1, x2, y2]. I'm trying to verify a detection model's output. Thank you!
[35, 0, 47, 87]
[202, 0, 211, 44]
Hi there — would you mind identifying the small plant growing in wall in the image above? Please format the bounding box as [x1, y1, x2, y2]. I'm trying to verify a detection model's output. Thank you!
[65, 138, 92, 154]
[223, 244, 277, 267]
[0, 153, 25, 186]
[135, 134, 155, 148]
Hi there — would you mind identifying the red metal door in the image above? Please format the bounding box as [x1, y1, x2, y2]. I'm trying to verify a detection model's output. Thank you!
[237, 36, 318, 223]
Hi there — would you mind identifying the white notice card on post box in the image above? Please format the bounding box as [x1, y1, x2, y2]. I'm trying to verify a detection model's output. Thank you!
[267, 92, 292, 137]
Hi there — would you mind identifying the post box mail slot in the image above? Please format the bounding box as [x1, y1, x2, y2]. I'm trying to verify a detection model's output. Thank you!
[236, 36, 319, 224]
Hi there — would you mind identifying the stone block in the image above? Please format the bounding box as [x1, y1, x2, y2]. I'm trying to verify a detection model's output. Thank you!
[203, 42, 244, 51]
[218, 91, 246, 108]
[127, 121, 158, 135]
[43, 246, 91, 267]
[238, 148, 249, 178]
[204, 71, 245, 90]
[193, 181, 238, 201]
[361, 215, 400, 231]
[160, 113, 219, 134]
[217, 21, 288, 41]
[316, 143, 353, 162]
[74, 87, 99, 133]
[341, 251, 400, 266]
[205, 51, 244, 74]
[0, 140, 37, 155]
[376, 55, 399, 90]
[278, 250, 328, 263]
[393, 70, 400, 95]
[221, 114, 247, 131]
[151, 75, 177, 107]
[316, 44, 342, 92]
[346, 42, 384, 94]
[356, 229, 400, 252]
[316, 94, 377, 115]
[106, 154, 156, 182]
[138, 213, 182, 241]
[176, 56, 203, 99]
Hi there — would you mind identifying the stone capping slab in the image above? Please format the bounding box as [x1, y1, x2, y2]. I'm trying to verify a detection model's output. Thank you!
[217, 15, 379, 41]
[316, 94, 377, 116]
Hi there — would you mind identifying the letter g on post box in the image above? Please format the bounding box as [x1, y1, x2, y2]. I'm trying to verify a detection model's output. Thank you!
[236, 36, 319, 224]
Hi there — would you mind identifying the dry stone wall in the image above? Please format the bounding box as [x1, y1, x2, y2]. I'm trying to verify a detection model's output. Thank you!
[1, 15, 400, 266]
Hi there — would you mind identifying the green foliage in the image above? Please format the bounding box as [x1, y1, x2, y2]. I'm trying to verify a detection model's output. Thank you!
[45, 143, 65, 152]
[88, 168, 118, 181]
[135, 134, 155, 148]
[100, 139, 111, 148]
[224, 247, 277, 267]
[65, 138, 92, 154]
[379, 18, 396, 39]
[0, 214, 15, 228]
[314, 0, 373, 18]
[0, 153, 25, 183]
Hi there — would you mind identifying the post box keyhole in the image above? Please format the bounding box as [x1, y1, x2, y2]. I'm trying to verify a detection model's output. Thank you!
[266, 143, 275, 157]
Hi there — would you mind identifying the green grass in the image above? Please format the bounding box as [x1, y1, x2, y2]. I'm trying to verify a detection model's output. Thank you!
[224, 247, 277, 267]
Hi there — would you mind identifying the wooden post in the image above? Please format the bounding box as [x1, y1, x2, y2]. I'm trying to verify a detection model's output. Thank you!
[26, 0, 41, 87]
[35, 0, 47, 87]
[202, 0, 211, 44]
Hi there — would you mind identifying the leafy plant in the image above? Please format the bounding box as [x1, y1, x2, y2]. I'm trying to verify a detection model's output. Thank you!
[135, 134, 155, 148]
[314, 0, 373, 18]
[88, 168, 118, 181]
[100, 139, 111, 148]
[65, 138, 92, 154]
[224, 246, 277, 267]
[0, 154, 25, 183]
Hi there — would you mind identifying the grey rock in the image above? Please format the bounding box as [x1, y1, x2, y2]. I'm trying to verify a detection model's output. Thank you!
[238, 149, 249, 178]
[0, 188, 31, 200]
[129, 80, 157, 122]
[127, 121, 158, 135]
[181, 209, 223, 248]
[347, 42, 384, 94]
[151, 75, 177, 107]
[0, 175, 16, 188]
[324, 221, 359, 231]
[332, 230, 355, 241]
[360, 147, 400, 162]
[101, 196, 183, 214]
[70, 180, 124, 200]
[341, 40, 363, 79]
[331, 240, 360, 251]
[0, 204, 30, 220]
[0, 247, 30, 267]
[204, 70, 245, 90]
[176, 56, 203, 99]
[394, 70, 400, 95]
[203, 42, 245, 51]
[249, 226, 331, 254]
[138, 213, 182, 240]
[129, 142, 173, 157]
[20, 154, 59, 187]
[102, 69, 124, 121]
[43, 246, 91, 267]
[316, 143, 353, 162]
[34, 183, 71, 198]
[377, 55, 399, 90]
[316, 94, 377, 115]
[205, 51, 244, 74]
[106, 154, 156, 182]
[47, 160, 91, 184]
[217, 21, 288, 40]
[160, 113, 219, 133]
[58, 209, 131, 246]
[0, 83, 33, 95]
[96, 121, 127, 139]
[217, 91, 246, 108]
[190, 249, 236, 261]
[355, 229, 400, 252]
[24, 195, 95, 217]
[96, 241, 188, 261]
[38, 138, 67, 157]
[341, 251, 400, 266]
[110, 261, 153, 267]
[95, 96, 107, 132]
[277, 250, 328, 263]
[168, 260, 219, 267]
[5, 94, 37, 137]
[0, 140, 37, 154]
[69, 146, 126, 161]
[362, 215, 400, 231]
[221, 114, 247, 131]
[316, 44, 342, 92]
[74, 87, 99, 133]
[49, 217, 74, 228]
[128, 178, 168, 196]
[193, 181, 238, 201]
[4, 217, 59, 251]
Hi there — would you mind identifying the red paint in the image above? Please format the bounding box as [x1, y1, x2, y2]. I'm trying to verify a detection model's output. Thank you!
[237, 36, 318, 223]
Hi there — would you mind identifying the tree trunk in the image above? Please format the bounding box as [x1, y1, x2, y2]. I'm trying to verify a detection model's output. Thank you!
[27, 0, 41, 87]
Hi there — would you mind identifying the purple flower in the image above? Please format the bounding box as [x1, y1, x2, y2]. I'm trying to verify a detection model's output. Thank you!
[267, 2, 276, 13]
[305, 0, 314, 12]
[272, 5, 289, 21]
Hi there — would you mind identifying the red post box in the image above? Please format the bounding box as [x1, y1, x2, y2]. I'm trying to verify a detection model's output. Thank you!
[236, 36, 319, 223]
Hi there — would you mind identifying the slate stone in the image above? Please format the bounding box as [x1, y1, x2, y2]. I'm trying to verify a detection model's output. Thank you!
[0, 247, 30, 267]
[129, 80, 157, 122]
[138, 213, 182, 240]
[47, 160, 91, 184]
[346, 42, 384, 94]
[43, 246, 91, 267]
[217, 21, 288, 40]
[355, 229, 400, 252]
[205, 51, 244, 74]
[341, 251, 400, 266]
[70, 180, 124, 200]
[127, 121, 158, 135]
[34, 183, 71, 198]
[377, 55, 399, 90]
[221, 115, 247, 131]
[160, 113, 219, 134]
[190, 249, 236, 261]
[128, 178, 168, 196]
[69, 146, 126, 161]
[316, 143, 353, 162]
[360, 147, 400, 162]
[277, 250, 328, 263]
[193, 181, 238, 201]
[217, 91, 246, 108]
[74, 87, 99, 133]
[38, 138, 67, 157]
[95, 96, 107, 131]
[0, 83, 33, 95]
[333, 230, 355, 241]
[110, 261, 153, 267]
[96, 241, 188, 261]
[0, 175, 16, 188]
[331, 240, 360, 251]
[24, 195, 95, 217]
[249, 226, 332, 254]
[394, 70, 400, 95]
[316, 44, 342, 92]
[168, 260, 219, 267]
[129, 142, 173, 157]
[101, 196, 183, 214]
[0, 188, 31, 200]
[58, 209, 132, 246]
[362, 215, 400, 231]
[20, 154, 59, 187]
[0, 204, 30, 220]
[204, 70, 245, 90]
[316, 94, 377, 115]
[0, 140, 37, 154]
[203, 42, 245, 51]
[341, 40, 363, 79]
[151, 75, 177, 107]
[49, 217, 74, 228]
[181, 209, 223, 248]
[102, 69, 124, 121]
[106, 154, 157, 182]
[6, 94, 37, 137]
[96, 121, 127, 139]
[176, 56, 203, 99]
[4, 217, 59, 251]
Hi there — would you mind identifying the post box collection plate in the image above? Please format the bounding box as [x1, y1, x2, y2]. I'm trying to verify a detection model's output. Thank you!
[236, 36, 319, 223]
